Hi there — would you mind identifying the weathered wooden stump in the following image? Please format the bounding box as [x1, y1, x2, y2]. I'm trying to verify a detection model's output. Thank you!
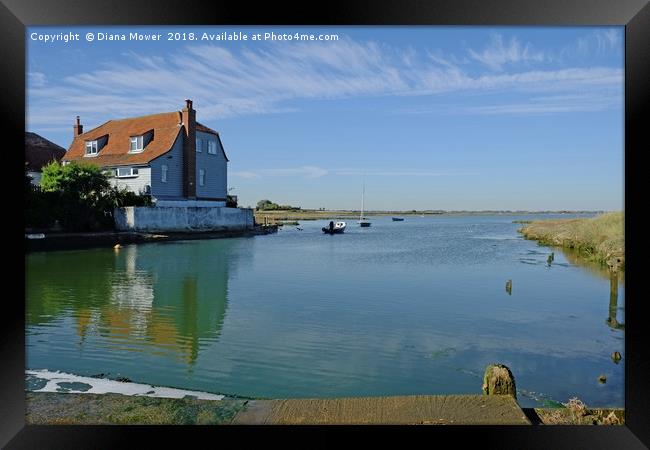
[482, 364, 517, 399]
[505, 280, 512, 295]
[611, 351, 622, 364]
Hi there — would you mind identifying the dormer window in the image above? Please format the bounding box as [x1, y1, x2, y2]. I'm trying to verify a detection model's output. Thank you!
[196, 137, 202, 152]
[85, 140, 98, 156]
[130, 135, 144, 153]
[207, 140, 217, 154]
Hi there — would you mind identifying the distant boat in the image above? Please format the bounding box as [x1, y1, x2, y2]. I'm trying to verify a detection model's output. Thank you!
[322, 221, 346, 234]
[392, 217, 404, 221]
[359, 177, 371, 227]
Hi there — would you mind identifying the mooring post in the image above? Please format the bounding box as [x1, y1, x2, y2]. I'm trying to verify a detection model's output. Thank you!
[505, 280, 512, 295]
[607, 271, 620, 329]
[483, 364, 517, 399]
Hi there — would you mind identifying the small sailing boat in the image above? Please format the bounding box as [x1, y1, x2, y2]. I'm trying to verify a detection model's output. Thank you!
[359, 177, 371, 227]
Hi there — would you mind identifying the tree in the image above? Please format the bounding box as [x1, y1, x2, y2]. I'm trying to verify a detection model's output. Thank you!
[256, 199, 274, 210]
[256, 199, 300, 211]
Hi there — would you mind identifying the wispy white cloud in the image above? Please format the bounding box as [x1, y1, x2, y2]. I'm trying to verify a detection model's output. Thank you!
[231, 167, 475, 179]
[558, 29, 623, 61]
[231, 171, 261, 179]
[467, 34, 545, 71]
[397, 91, 622, 116]
[28, 72, 46, 87]
[331, 169, 477, 177]
[457, 94, 622, 115]
[232, 166, 329, 179]
[27, 31, 623, 134]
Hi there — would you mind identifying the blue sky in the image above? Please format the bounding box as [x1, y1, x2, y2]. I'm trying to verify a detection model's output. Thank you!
[26, 26, 624, 211]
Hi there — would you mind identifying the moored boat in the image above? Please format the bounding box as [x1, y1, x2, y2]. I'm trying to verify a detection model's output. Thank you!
[392, 217, 404, 221]
[322, 221, 346, 234]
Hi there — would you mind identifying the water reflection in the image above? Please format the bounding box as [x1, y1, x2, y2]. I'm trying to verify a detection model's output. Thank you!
[27, 241, 233, 366]
[556, 247, 625, 332]
[559, 247, 625, 285]
[607, 272, 624, 331]
[26, 217, 625, 405]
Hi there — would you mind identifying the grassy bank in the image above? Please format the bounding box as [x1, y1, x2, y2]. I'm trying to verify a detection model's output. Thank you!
[519, 212, 624, 271]
[533, 407, 624, 425]
[26, 392, 247, 425]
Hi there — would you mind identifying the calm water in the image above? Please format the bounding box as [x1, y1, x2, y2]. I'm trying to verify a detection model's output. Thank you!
[26, 214, 624, 408]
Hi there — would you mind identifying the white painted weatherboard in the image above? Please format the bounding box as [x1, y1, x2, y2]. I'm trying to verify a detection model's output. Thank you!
[110, 166, 151, 195]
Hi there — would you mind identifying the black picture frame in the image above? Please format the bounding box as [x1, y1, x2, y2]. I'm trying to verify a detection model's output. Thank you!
[3, 0, 648, 447]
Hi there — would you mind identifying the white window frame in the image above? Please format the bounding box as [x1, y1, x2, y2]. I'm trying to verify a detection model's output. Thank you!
[130, 135, 144, 153]
[85, 140, 98, 156]
[207, 140, 217, 155]
[199, 169, 206, 186]
[161, 164, 168, 183]
[196, 137, 202, 152]
[116, 167, 140, 178]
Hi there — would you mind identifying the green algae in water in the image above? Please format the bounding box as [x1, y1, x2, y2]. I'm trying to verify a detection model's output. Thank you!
[56, 381, 93, 392]
[426, 348, 457, 359]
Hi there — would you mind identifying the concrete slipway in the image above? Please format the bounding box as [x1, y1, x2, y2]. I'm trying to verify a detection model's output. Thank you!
[230, 395, 531, 425]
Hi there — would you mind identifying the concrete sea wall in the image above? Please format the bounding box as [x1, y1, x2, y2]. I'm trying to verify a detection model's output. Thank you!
[114, 206, 254, 232]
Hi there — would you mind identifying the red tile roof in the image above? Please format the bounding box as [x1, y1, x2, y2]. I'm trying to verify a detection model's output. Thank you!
[63, 112, 183, 167]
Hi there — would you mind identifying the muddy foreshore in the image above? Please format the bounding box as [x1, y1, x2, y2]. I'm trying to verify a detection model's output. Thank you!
[25, 226, 278, 252]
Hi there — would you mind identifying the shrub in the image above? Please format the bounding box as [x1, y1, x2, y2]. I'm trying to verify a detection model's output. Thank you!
[27, 161, 151, 231]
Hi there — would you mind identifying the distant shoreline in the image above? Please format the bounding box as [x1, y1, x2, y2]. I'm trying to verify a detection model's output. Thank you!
[254, 209, 603, 222]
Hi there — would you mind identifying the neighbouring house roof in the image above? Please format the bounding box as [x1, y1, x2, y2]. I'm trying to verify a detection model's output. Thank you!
[25, 132, 67, 172]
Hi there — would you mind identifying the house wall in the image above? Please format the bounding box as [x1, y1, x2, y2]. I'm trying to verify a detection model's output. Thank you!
[28, 171, 41, 186]
[110, 166, 151, 195]
[150, 132, 184, 199]
[114, 206, 254, 232]
[195, 130, 227, 201]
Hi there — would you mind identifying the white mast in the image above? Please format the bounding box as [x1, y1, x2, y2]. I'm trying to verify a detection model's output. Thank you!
[360, 176, 365, 221]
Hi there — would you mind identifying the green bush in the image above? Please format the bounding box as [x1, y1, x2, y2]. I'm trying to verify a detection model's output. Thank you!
[26, 162, 151, 231]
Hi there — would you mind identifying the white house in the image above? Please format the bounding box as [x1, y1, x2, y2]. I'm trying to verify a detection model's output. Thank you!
[62, 99, 230, 207]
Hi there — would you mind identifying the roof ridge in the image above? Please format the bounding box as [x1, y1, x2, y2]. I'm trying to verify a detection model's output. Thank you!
[110, 110, 180, 123]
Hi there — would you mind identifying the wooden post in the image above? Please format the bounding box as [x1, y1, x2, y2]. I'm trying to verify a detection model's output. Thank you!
[607, 272, 619, 328]
[482, 364, 517, 398]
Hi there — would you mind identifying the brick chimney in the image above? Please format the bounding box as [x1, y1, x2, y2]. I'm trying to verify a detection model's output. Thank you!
[181, 99, 197, 199]
[73, 116, 83, 137]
